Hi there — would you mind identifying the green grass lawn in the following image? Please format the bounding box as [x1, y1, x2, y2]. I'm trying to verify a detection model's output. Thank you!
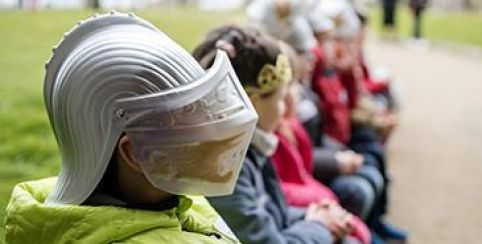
[369, 7, 482, 47]
[0, 8, 242, 241]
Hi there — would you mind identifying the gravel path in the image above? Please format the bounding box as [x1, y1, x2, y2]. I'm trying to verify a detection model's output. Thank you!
[366, 39, 482, 244]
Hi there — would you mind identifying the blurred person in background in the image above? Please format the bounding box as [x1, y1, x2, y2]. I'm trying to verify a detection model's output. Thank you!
[381, 0, 398, 37]
[246, 0, 320, 54]
[270, 42, 373, 244]
[409, 0, 429, 48]
[308, 1, 407, 242]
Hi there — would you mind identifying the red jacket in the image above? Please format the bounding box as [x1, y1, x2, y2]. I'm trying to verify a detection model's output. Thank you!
[271, 118, 370, 244]
[339, 67, 359, 110]
[311, 47, 351, 144]
[360, 55, 389, 94]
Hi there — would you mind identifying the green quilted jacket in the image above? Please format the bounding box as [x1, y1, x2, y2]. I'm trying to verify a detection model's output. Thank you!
[3, 178, 239, 244]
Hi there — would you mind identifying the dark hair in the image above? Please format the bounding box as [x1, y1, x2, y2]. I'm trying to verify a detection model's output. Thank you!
[356, 12, 368, 27]
[192, 25, 282, 92]
[83, 136, 122, 204]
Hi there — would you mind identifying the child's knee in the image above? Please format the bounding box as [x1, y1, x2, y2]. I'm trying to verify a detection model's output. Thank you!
[357, 165, 385, 197]
[331, 176, 375, 220]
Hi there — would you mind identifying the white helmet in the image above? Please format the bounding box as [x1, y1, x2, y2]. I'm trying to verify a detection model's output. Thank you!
[44, 12, 258, 204]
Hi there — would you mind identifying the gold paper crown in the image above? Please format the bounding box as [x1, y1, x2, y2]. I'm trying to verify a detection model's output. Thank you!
[245, 54, 292, 95]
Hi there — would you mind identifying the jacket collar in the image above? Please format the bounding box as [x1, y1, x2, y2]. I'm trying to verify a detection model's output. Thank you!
[4, 178, 235, 243]
[250, 127, 279, 158]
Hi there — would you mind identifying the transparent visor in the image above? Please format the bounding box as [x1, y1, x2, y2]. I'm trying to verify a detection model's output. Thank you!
[113, 50, 258, 196]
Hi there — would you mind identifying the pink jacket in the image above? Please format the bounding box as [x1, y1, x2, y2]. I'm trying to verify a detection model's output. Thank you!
[271, 118, 370, 244]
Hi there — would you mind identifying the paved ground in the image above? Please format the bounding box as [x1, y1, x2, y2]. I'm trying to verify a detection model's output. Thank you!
[366, 39, 482, 244]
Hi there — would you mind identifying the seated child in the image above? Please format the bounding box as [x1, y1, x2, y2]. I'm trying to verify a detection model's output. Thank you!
[193, 25, 358, 244]
[352, 8, 399, 143]
[3, 13, 262, 243]
[271, 47, 371, 242]
[309, 3, 407, 242]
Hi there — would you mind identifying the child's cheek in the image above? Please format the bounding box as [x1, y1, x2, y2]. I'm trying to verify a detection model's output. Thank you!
[278, 100, 286, 120]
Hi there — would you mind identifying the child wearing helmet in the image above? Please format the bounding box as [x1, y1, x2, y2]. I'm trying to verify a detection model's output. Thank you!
[3, 13, 259, 244]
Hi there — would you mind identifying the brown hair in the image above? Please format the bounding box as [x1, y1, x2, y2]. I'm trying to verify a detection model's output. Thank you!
[192, 25, 282, 95]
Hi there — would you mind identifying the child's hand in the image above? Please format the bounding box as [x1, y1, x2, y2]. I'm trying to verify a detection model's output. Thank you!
[335, 150, 364, 175]
[305, 200, 354, 240]
[379, 112, 398, 128]
[374, 112, 398, 142]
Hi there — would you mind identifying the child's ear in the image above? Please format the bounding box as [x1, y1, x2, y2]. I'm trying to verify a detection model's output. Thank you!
[118, 135, 143, 174]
